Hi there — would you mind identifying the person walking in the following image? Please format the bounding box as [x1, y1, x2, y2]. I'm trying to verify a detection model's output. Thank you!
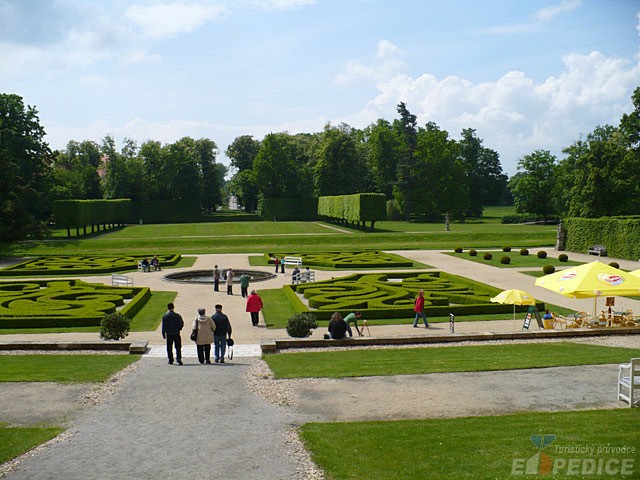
[225, 268, 234, 295]
[239, 272, 251, 298]
[246, 290, 264, 327]
[161, 302, 184, 365]
[192, 308, 216, 364]
[212, 304, 233, 363]
[413, 289, 429, 328]
[344, 311, 363, 337]
[213, 265, 221, 292]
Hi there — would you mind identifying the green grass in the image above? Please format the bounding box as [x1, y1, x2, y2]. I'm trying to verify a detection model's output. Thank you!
[1, 221, 557, 256]
[263, 342, 640, 378]
[447, 251, 582, 268]
[0, 355, 140, 382]
[301, 409, 640, 480]
[260, 288, 298, 328]
[0, 426, 64, 464]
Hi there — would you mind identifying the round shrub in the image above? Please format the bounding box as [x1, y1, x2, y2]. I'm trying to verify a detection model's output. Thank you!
[543, 264, 556, 274]
[286, 312, 318, 338]
[502, 246, 511, 252]
[100, 312, 131, 340]
[469, 249, 478, 257]
[483, 253, 493, 260]
[537, 251, 547, 259]
[558, 253, 568, 262]
[519, 248, 529, 256]
[500, 256, 511, 265]
[454, 247, 463, 253]
[609, 262, 619, 269]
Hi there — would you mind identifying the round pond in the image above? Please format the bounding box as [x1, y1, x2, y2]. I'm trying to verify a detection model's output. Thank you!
[163, 269, 276, 284]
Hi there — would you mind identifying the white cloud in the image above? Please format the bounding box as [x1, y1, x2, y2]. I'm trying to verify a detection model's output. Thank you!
[249, 0, 317, 11]
[534, 0, 583, 22]
[125, 1, 227, 40]
[486, 0, 583, 35]
[335, 39, 406, 85]
[336, 42, 640, 175]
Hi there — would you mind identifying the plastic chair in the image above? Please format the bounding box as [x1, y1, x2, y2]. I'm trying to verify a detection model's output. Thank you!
[618, 358, 640, 407]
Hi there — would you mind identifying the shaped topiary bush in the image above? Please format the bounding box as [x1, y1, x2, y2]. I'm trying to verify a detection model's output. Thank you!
[519, 248, 529, 256]
[609, 262, 619, 269]
[543, 264, 555, 274]
[454, 247, 463, 253]
[469, 249, 478, 257]
[558, 253, 568, 262]
[286, 312, 318, 338]
[500, 256, 511, 265]
[502, 246, 511, 252]
[537, 251, 547, 259]
[100, 312, 131, 340]
[483, 253, 493, 260]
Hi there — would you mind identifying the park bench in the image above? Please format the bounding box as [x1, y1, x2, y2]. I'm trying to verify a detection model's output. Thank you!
[293, 270, 315, 284]
[587, 245, 607, 256]
[283, 256, 303, 267]
[112, 274, 133, 287]
[618, 358, 640, 407]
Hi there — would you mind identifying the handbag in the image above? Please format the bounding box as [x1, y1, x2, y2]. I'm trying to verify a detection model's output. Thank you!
[190, 319, 198, 342]
[226, 337, 234, 360]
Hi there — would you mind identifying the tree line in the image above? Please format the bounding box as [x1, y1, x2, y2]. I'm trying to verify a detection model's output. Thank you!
[1, 88, 639, 243]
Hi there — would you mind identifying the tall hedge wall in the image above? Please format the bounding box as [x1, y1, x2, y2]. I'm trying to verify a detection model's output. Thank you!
[132, 199, 202, 224]
[564, 217, 640, 260]
[258, 197, 319, 221]
[54, 199, 132, 235]
[317, 193, 386, 229]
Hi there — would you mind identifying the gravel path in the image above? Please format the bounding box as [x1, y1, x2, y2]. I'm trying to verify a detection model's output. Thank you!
[2, 357, 317, 480]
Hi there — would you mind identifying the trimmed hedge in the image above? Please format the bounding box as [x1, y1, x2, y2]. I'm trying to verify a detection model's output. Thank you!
[318, 193, 386, 229]
[264, 251, 413, 269]
[54, 199, 132, 236]
[133, 199, 201, 224]
[259, 197, 319, 221]
[0, 280, 150, 328]
[563, 216, 640, 261]
[284, 272, 542, 320]
[0, 254, 181, 276]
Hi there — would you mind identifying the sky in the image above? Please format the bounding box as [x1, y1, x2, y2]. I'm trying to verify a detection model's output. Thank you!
[1, 0, 639, 177]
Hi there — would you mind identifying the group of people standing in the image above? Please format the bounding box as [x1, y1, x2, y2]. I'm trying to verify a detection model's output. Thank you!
[213, 265, 252, 297]
[161, 303, 233, 365]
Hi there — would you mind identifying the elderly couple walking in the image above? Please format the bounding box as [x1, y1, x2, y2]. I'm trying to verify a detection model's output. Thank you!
[161, 303, 232, 365]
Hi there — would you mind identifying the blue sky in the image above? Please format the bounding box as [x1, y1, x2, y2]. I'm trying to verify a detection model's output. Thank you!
[1, 0, 639, 176]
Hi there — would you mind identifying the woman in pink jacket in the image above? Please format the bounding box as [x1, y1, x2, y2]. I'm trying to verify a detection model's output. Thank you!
[246, 290, 264, 327]
[413, 289, 429, 328]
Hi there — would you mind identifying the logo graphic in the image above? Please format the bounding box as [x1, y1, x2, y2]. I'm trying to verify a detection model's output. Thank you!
[559, 271, 576, 281]
[597, 273, 623, 286]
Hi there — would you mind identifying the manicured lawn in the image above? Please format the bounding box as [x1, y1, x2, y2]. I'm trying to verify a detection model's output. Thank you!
[263, 342, 640, 378]
[260, 288, 299, 328]
[301, 409, 640, 480]
[0, 426, 64, 464]
[1, 221, 557, 256]
[447, 251, 582, 268]
[0, 355, 140, 382]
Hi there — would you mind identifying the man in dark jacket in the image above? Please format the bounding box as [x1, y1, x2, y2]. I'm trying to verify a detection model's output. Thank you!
[212, 304, 232, 363]
[162, 302, 184, 365]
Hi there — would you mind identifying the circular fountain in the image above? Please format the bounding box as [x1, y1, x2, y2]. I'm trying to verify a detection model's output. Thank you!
[163, 269, 276, 284]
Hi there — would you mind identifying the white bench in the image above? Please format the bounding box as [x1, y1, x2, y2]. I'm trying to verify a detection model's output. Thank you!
[588, 245, 607, 256]
[112, 274, 133, 287]
[618, 358, 640, 407]
[283, 256, 302, 267]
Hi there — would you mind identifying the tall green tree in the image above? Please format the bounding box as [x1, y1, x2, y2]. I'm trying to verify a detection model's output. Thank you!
[193, 138, 223, 212]
[508, 150, 558, 223]
[0, 93, 52, 241]
[363, 119, 402, 199]
[229, 169, 259, 212]
[226, 135, 261, 211]
[226, 135, 261, 172]
[394, 102, 418, 219]
[101, 136, 135, 200]
[314, 124, 369, 196]
[459, 128, 508, 216]
[52, 140, 103, 200]
[253, 132, 312, 199]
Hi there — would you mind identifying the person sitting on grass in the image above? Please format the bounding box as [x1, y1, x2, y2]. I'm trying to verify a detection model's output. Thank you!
[326, 312, 347, 340]
[344, 311, 363, 337]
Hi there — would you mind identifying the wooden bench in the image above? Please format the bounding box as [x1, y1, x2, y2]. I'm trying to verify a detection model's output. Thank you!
[112, 274, 133, 287]
[588, 245, 607, 256]
[283, 256, 302, 267]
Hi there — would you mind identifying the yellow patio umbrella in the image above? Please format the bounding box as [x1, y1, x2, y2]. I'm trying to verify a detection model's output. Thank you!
[534, 261, 640, 317]
[629, 268, 640, 279]
[490, 289, 537, 320]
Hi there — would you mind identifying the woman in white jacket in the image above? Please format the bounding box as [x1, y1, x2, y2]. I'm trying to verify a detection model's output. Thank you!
[193, 308, 216, 364]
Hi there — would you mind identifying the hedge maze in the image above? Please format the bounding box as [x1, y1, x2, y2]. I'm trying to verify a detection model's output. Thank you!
[266, 251, 413, 269]
[286, 272, 537, 321]
[0, 280, 150, 329]
[0, 254, 180, 276]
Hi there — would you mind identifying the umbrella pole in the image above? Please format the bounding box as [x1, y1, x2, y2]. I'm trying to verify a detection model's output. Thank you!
[513, 304, 516, 330]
